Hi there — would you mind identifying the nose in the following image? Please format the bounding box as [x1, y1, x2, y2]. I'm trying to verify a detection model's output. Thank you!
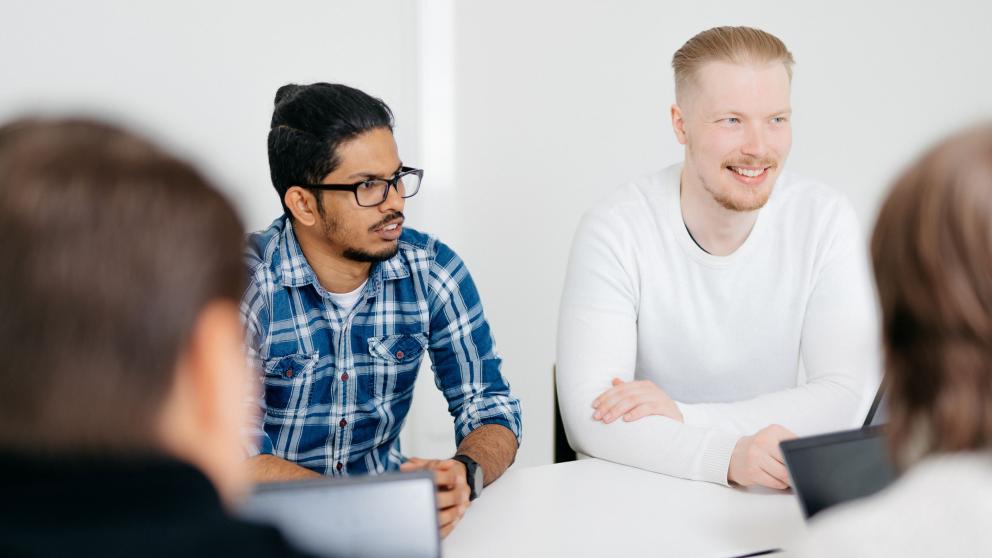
[379, 181, 405, 213]
[741, 122, 768, 159]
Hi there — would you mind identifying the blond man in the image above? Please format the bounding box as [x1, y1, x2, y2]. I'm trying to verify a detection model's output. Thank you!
[556, 27, 879, 489]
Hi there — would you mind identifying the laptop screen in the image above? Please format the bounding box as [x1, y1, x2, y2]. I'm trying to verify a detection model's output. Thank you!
[237, 470, 440, 558]
[863, 381, 887, 427]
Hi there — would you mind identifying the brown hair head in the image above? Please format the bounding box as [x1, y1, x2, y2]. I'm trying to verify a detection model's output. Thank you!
[672, 26, 795, 105]
[0, 118, 246, 455]
[871, 123, 992, 466]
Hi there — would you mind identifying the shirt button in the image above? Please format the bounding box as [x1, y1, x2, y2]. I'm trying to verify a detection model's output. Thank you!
[285, 368, 294, 378]
[336, 462, 343, 472]
[341, 372, 349, 381]
[395, 350, 405, 359]
[339, 418, 347, 428]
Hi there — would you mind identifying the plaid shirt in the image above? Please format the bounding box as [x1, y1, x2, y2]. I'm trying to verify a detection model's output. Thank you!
[241, 217, 522, 476]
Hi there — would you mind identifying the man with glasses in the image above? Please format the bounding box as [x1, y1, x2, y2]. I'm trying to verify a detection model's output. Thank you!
[242, 83, 522, 538]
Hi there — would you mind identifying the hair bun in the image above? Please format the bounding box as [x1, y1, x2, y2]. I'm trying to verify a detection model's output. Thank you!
[274, 84, 301, 105]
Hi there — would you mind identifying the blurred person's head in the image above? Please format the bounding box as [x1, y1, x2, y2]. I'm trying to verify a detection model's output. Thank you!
[0, 118, 251, 503]
[670, 26, 795, 212]
[871, 123, 992, 467]
[268, 83, 407, 264]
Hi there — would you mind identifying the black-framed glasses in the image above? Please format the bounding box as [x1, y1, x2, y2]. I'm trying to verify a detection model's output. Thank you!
[302, 166, 423, 207]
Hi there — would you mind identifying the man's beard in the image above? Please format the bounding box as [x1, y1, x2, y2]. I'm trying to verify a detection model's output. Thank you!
[705, 180, 771, 212]
[701, 159, 777, 212]
[342, 244, 399, 263]
[321, 210, 403, 263]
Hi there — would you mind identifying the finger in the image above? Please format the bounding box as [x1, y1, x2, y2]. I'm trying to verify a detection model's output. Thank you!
[762, 437, 787, 465]
[436, 484, 470, 508]
[440, 521, 457, 539]
[434, 465, 464, 489]
[760, 454, 791, 487]
[593, 385, 640, 419]
[592, 379, 634, 410]
[401, 457, 429, 470]
[592, 385, 623, 410]
[600, 394, 646, 423]
[432, 459, 458, 471]
[622, 403, 656, 422]
[752, 468, 789, 490]
[438, 504, 466, 528]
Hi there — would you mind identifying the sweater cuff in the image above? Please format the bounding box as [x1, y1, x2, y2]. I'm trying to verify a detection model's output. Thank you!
[697, 428, 739, 486]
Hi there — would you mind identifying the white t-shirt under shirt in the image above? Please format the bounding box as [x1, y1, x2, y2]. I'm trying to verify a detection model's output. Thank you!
[556, 163, 880, 485]
[326, 280, 367, 316]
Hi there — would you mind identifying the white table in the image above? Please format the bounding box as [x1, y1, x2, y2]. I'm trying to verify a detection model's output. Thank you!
[443, 458, 807, 557]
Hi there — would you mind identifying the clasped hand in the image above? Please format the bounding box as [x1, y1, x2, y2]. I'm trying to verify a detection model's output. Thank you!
[399, 457, 471, 538]
[592, 377, 684, 423]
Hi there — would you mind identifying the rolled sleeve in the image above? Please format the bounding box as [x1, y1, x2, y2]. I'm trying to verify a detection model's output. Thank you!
[425, 240, 523, 447]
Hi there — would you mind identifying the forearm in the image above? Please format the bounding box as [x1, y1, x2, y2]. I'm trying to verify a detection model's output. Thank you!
[559, 379, 738, 484]
[455, 424, 517, 485]
[245, 454, 322, 483]
[677, 374, 866, 436]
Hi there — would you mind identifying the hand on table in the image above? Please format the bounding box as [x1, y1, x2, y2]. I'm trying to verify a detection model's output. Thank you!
[728, 424, 797, 490]
[400, 457, 471, 538]
[592, 377, 684, 423]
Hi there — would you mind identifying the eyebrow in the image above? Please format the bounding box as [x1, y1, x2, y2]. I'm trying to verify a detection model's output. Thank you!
[346, 163, 404, 181]
[708, 109, 792, 119]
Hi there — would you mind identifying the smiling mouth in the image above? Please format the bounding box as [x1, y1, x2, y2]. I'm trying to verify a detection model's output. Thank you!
[727, 165, 771, 178]
[370, 212, 405, 233]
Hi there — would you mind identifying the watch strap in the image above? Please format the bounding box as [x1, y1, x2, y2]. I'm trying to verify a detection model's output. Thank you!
[452, 454, 482, 500]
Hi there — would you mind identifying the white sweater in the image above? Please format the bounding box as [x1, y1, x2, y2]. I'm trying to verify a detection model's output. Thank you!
[556, 163, 880, 485]
[795, 452, 992, 557]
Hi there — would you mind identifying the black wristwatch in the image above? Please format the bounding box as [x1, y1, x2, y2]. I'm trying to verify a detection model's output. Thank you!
[452, 454, 483, 501]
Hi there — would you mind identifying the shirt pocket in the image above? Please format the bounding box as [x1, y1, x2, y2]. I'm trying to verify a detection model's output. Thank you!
[261, 352, 319, 417]
[366, 333, 428, 399]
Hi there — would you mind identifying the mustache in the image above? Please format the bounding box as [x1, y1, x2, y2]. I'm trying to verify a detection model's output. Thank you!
[369, 211, 404, 232]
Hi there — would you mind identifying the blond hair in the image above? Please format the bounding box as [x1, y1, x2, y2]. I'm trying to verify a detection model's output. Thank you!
[672, 26, 795, 104]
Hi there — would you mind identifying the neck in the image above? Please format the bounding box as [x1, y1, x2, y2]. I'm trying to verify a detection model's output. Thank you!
[294, 223, 371, 293]
[679, 166, 759, 256]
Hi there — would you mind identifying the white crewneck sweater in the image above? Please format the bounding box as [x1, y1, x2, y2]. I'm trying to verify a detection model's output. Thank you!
[556, 163, 880, 485]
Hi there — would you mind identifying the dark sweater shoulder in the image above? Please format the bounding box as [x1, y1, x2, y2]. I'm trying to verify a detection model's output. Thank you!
[0, 452, 317, 558]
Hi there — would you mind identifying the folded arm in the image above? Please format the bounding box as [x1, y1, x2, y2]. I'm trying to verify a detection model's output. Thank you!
[556, 212, 738, 484]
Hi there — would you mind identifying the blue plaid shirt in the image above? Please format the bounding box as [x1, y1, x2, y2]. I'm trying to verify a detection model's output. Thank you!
[241, 217, 522, 476]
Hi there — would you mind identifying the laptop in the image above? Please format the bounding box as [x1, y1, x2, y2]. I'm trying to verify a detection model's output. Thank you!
[236, 470, 440, 558]
[780, 382, 896, 519]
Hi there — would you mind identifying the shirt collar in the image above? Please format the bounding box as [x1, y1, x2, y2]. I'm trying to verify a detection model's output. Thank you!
[276, 218, 410, 295]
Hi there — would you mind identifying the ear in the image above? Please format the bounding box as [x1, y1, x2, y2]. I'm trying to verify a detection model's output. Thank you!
[671, 104, 688, 146]
[159, 300, 250, 504]
[184, 302, 242, 428]
[284, 186, 321, 227]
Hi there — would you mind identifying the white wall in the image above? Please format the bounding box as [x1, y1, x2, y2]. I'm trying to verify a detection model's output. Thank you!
[3, 0, 991, 468]
[0, 0, 421, 232]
